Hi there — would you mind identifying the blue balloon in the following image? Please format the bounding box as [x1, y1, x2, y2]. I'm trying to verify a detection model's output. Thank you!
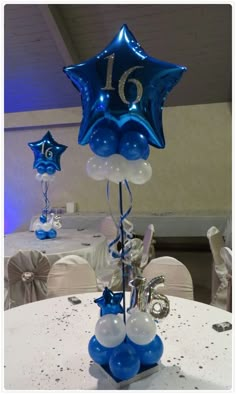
[119, 131, 149, 160]
[64, 24, 186, 151]
[37, 164, 46, 174]
[94, 287, 124, 316]
[35, 229, 47, 240]
[28, 131, 67, 174]
[89, 128, 119, 157]
[142, 144, 150, 160]
[127, 335, 164, 366]
[46, 164, 56, 175]
[88, 335, 113, 365]
[48, 228, 57, 239]
[109, 343, 140, 381]
[40, 215, 47, 224]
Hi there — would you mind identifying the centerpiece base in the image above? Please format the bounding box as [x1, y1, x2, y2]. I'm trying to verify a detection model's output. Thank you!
[96, 362, 160, 389]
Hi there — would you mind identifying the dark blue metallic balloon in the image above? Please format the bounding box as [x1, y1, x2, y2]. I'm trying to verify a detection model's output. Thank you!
[119, 131, 148, 160]
[46, 164, 56, 175]
[35, 229, 47, 240]
[109, 343, 140, 380]
[28, 131, 67, 173]
[142, 144, 150, 160]
[40, 215, 47, 224]
[127, 335, 164, 366]
[88, 335, 113, 365]
[48, 228, 57, 239]
[89, 127, 119, 157]
[64, 24, 186, 151]
[94, 287, 124, 316]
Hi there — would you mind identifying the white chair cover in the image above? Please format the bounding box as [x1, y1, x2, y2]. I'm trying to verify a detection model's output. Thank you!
[143, 256, 194, 300]
[207, 226, 229, 310]
[7, 250, 50, 309]
[47, 255, 98, 298]
[220, 246, 232, 312]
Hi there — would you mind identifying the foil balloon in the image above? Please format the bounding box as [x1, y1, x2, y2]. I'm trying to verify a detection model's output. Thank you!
[64, 24, 186, 156]
[28, 130, 68, 175]
[94, 287, 124, 316]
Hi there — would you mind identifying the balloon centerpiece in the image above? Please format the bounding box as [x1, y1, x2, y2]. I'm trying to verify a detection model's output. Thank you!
[64, 24, 186, 384]
[28, 131, 67, 240]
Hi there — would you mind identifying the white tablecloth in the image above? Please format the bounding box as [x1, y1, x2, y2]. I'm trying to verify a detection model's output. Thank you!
[4, 229, 108, 275]
[4, 293, 232, 390]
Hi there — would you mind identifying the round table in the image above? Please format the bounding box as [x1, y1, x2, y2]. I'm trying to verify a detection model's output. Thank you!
[4, 229, 108, 274]
[4, 293, 232, 390]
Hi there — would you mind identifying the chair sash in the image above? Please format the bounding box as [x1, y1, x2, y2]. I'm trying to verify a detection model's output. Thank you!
[7, 250, 50, 307]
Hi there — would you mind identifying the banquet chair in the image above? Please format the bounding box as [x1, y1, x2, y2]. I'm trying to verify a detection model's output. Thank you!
[207, 226, 229, 310]
[47, 255, 98, 298]
[142, 256, 194, 300]
[7, 250, 51, 309]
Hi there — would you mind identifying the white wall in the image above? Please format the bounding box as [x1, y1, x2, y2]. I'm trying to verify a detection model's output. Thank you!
[4, 102, 231, 233]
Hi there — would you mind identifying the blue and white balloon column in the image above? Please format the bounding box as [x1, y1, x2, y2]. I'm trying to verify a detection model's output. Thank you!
[64, 24, 186, 381]
[28, 131, 67, 240]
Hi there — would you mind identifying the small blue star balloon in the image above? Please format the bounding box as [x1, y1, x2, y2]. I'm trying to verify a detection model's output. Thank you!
[28, 131, 68, 174]
[64, 24, 186, 158]
[94, 287, 124, 316]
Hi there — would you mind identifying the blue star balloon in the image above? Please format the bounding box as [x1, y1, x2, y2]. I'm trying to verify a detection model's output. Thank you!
[64, 24, 186, 155]
[94, 287, 124, 316]
[28, 131, 68, 174]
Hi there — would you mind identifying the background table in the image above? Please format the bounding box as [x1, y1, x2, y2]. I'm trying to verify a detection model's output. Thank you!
[4, 229, 108, 275]
[4, 293, 232, 390]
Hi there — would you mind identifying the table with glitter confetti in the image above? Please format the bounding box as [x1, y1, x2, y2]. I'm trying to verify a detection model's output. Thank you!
[4, 293, 232, 390]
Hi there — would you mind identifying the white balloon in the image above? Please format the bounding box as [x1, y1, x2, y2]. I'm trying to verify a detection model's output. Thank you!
[41, 173, 51, 182]
[41, 222, 52, 231]
[35, 173, 42, 182]
[128, 160, 152, 185]
[95, 314, 126, 348]
[126, 311, 156, 345]
[106, 154, 128, 184]
[86, 156, 108, 180]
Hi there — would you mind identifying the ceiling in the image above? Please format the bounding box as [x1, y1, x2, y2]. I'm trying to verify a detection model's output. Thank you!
[4, 4, 232, 113]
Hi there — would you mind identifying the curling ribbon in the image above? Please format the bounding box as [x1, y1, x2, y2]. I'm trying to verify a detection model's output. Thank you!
[41, 180, 50, 218]
[106, 180, 134, 262]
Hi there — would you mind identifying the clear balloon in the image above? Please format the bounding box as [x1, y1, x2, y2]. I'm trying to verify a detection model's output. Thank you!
[95, 314, 126, 348]
[88, 335, 113, 365]
[89, 128, 119, 157]
[86, 156, 109, 180]
[119, 131, 149, 160]
[126, 311, 156, 345]
[109, 343, 140, 380]
[106, 154, 128, 184]
[128, 160, 152, 184]
[127, 335, 164, 366]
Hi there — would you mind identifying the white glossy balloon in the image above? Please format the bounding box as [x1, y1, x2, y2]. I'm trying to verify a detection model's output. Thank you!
[128, 160, 152, 184]
[95, 314, 126, 348]
[86, 156, 108, 180]
[41, 173, 51, 182]
[126, 311, 156, 345]
[41, 222, 52, 231]
[106, 154, 128, 184]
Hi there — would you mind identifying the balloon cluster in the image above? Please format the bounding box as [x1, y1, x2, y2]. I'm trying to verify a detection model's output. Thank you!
[64, 25, 186, 186]
[32, 212, 62, 240]
[89, 309, 163, 381]
[87, 154, 152, 185]
[28, 131, 67, 240]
